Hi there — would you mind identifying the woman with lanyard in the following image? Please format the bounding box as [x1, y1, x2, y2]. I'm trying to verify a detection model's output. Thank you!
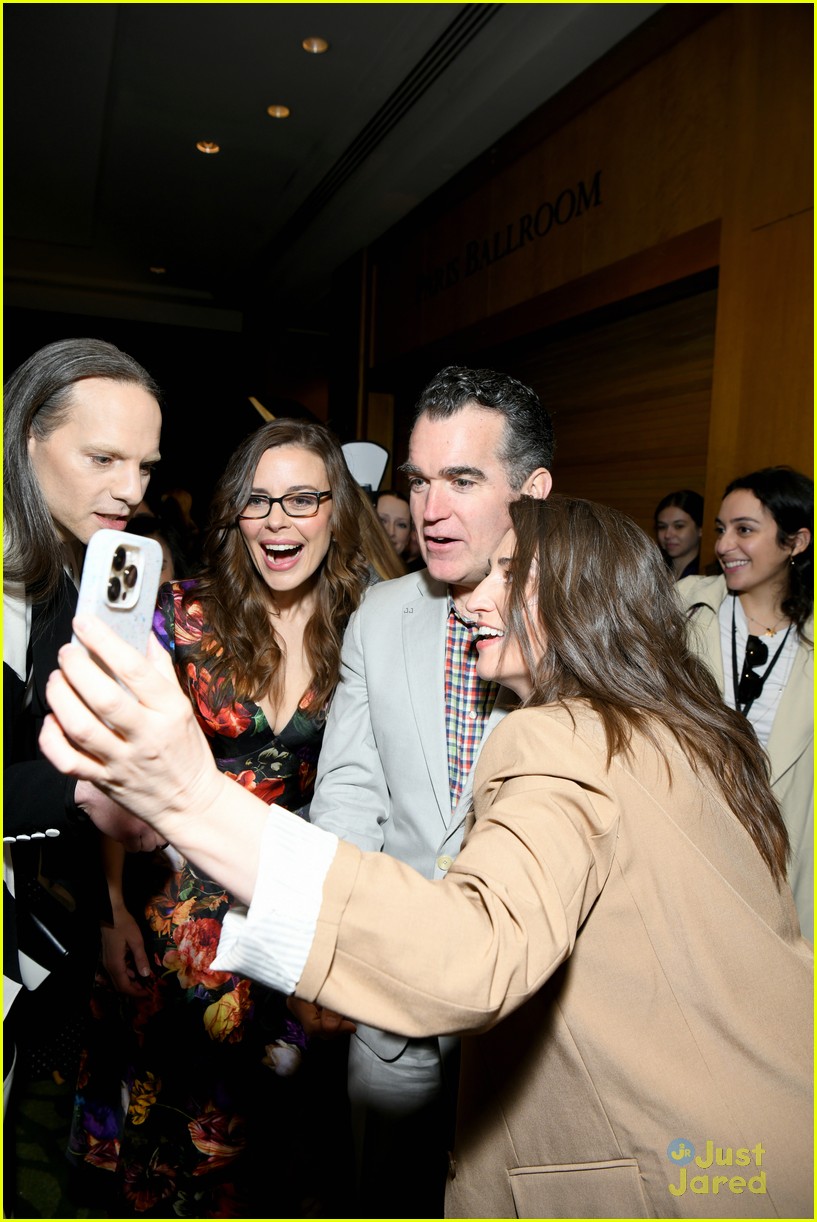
[678, 466, 813, 939]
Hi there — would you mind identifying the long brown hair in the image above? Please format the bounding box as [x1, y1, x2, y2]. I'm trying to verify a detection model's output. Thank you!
[190, 419, 370, 714]
[507, 496, 789, 883]
[356, 485, 407, 581]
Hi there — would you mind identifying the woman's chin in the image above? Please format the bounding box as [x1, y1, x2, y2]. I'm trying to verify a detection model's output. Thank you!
[508, 678, 533, 702]
[480, 666, 532, 702]
[475, 661, 496, 687]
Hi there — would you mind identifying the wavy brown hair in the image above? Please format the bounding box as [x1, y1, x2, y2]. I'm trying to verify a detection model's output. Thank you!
[506, 495, 789, 883]
[357, 486, 407, 581]
[189, 420, 370, 715]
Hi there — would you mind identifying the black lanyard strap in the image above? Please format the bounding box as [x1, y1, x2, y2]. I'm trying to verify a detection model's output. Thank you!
[730, 598, 792, 719]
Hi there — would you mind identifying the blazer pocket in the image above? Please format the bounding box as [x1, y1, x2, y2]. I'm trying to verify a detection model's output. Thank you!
[352, 1023, 409, 1061]
[509, 1158, 649, 1219]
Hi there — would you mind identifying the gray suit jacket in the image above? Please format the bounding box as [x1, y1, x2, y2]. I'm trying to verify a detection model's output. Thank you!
[310, 568, 512, 1057]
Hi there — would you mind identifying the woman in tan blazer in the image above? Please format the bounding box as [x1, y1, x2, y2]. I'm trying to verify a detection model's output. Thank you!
[41, 497, 813, 1220]
[678, 466, 813, 939]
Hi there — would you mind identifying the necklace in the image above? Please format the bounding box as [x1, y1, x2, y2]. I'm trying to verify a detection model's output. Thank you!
[745, 611, 788, 637]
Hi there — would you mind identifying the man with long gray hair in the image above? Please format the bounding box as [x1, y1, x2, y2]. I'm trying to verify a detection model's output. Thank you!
[3, 339, 163, 1158]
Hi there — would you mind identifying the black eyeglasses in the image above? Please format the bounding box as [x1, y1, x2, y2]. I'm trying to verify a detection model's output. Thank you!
[238, 491, 332, 520]
[738, 634, 769, 704]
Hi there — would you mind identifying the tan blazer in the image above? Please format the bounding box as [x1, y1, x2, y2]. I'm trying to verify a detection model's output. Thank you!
[299, 706, 813, 1218]
[678, 574, 814, 939]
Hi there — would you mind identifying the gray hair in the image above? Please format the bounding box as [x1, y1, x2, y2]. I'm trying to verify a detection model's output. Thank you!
[412, 365, 554, 490]
[4, 338, 161, 600]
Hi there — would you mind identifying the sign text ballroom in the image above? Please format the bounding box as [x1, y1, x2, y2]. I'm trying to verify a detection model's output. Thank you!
[415, 170, 602, 304]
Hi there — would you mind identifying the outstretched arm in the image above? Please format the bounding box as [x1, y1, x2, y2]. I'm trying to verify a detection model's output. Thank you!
[40, 616, 616, 1041]
[41, 616, 266, 905]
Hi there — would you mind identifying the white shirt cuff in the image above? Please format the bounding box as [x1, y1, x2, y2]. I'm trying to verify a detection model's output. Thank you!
[211, 806, 338, 993]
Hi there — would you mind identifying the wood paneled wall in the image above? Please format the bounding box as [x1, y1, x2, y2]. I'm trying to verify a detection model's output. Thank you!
[511, 290, 718, 539]
[370, 16, 729, 363]
[703, 5, 814, 548]
[339, 4, 812, 544]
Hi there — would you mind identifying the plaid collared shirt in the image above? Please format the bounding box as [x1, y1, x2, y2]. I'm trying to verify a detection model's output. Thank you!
[444, 595, 499, 809]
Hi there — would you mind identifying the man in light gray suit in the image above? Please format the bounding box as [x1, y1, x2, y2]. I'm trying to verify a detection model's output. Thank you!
[309, 366, 553, 1216]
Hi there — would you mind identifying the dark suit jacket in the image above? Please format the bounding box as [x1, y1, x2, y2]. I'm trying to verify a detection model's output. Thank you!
[3, 576, 96, 993]
[5, 578, 81, 838]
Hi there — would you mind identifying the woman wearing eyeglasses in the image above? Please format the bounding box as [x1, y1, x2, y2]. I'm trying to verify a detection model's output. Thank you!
[678, 466, 813, 939]
[70, 420, 369, 1216]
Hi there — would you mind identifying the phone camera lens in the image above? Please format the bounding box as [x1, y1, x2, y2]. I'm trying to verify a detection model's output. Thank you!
[108, 576, 122, 601]
[112, 546, 126, 571]
[123, 565, 138, 589]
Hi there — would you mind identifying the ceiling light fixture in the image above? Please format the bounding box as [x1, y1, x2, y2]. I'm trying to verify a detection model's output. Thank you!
[266, 104, 291, 119]
[149, 266, 167, 275]
[196, 140, 220, 154]
[302, 36, 329, 54]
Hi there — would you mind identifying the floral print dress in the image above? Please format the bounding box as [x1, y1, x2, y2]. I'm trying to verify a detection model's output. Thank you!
[68, 581, 328, 1217]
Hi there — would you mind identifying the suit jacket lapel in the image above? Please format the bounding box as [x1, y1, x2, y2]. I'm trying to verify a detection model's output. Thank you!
[693, 599, 725, 689]
[766, 630, 814, 784]
[30, 577, 78, 717]
[402, 576, 451, 825]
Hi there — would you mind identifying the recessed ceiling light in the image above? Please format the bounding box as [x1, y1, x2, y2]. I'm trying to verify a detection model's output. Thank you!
[302, 36, 329, 54]
[149, 266, 167, 275]
[266, 104, 291, 119]
[196, 140, 220, 154]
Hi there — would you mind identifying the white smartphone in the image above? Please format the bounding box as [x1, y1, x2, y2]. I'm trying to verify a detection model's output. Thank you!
[73, 530, 163, 664]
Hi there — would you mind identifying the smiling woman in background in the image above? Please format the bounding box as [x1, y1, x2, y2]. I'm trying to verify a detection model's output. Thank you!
[41, 494, 812, 1219]
[678, 466, 813, 939]
[654, 489, 704, 579]
[70, 419, 368, 1217]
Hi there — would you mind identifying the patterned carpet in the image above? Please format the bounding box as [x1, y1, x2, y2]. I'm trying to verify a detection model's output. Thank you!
[6, 1018, 356, 1220]
[9, 1071, 108, 1220]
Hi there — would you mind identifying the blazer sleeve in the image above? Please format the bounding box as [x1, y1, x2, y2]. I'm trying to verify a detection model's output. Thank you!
[299, 712, 620, 1035]
[308, 600, 391, 852]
